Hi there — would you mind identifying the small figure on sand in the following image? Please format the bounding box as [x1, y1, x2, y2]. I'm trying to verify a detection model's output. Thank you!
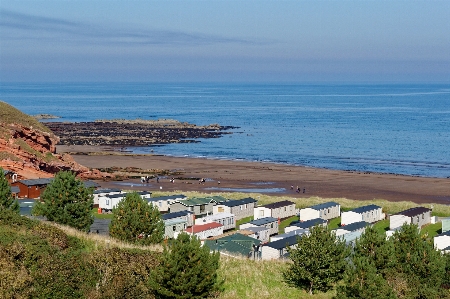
[303, 188, 306, 193]
[296, 186, 301, 193]
[218, 181, 220, 185]
[156, 177, 159, 183]
[290, 185, 294, 190]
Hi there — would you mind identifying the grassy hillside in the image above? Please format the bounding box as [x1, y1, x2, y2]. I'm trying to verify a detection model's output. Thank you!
[6, 191, 450, 298]
[1, 209, 331, 298]
[0, 101, 53, 134]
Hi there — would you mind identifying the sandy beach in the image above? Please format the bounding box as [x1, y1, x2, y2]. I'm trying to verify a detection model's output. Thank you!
[58, 145, 450, 205]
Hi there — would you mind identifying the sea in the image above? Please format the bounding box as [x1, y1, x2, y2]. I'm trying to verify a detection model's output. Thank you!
[1, 82, 449, 178]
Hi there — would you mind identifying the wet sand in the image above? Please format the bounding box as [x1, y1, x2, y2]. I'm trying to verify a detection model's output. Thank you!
[58, 145, 450, 205]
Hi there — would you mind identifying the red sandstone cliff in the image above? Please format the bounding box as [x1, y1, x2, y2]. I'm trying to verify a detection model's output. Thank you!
[0, 101, 107, 180]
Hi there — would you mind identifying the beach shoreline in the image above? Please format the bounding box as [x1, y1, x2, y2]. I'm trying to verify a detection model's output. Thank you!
[58, 145, 450, 205]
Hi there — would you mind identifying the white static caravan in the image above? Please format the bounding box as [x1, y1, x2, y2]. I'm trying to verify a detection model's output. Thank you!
[434, 231, 450, 251]
[195, 212, 235, 231]
[164, 218, 187, 239]
[146, 194, 187, 213]
[341, 204, 383, 226]
[389, 207, 431, 230]
[213, 197, 257, 220]
[94, 188, 123, 207]
[284, 218, 327, 233]
[162, 210, 194, 227]
[99, 192, 152, 212]
[333, 221, 368, 237]
[270, 229, 308, 242]
[185, 222, 224, 240]
[240, 217, 279, 236]
[239, 226, 270, 243]
[299, 202, 341, 221]
[136, 191, 152, 199]
[442, 218, 450, 233]
[254, 200, 296, 220]
[261, 235, 298, 260]
[99, 193, 126, 212]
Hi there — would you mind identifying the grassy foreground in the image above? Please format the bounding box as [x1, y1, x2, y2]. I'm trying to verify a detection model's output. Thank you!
[9, 192, 448, 298]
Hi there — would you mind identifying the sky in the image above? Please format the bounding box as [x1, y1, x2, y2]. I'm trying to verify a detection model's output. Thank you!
[0, 1, 449, 83]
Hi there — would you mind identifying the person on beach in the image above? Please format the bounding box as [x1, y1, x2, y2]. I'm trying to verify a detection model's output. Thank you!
[290, 185, 294, 190]
[296, 186, 300, 193]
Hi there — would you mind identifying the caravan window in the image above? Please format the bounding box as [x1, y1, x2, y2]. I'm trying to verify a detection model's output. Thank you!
[106, 199, 110, 205]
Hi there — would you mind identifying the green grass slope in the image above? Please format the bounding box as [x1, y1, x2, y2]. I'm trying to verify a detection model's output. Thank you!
[0, 101, 53, 134]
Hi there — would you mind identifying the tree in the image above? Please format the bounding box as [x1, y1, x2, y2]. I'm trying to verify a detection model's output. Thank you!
[32, 171, 93, 232]
[353, 226, 396, 271]
[337, 224, 448, 299]
[148, 232, 223, 298]
[109, 192, 164, 245]
[0, 168, 19, 213]
[283, 225, 350, 295]
[335, 255, 396, 299]
[387, 223, 446, 298]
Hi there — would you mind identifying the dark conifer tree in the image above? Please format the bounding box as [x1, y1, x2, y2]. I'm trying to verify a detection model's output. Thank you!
[32, 171, 93, 232]
[148, 232, 222, 299]
[109, 192, 164, 245]
[0, 168, 19, 213]
[283, 225, 350, 295]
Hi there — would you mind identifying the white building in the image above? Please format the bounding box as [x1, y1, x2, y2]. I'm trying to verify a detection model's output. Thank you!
[270, 229, 308, 242]
[239, 226, 270, 243]
[99, 191, 152, 212]
[254, 200, 296, 220]
[164, 218, 187, 239]
[240, 217, 279, 235]
[341, 204, 383, 225]
[299, 202, 341, 221]
[434, 231, 450, 251]
[185, 222, 224, 240]
[195, 212, 235, 231]
[213, 197, 257, 220]
[162, 210, 194, 228]
[284, 218, 327, 233]
[146, 194, 186, 213]
[261, 235, 298, 260]
[389, 207, 431, 230]
[333, 221, 368, 237]
[94, 188, 123, 207]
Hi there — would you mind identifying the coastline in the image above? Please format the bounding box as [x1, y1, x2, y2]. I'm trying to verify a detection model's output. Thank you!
[58, 145, 450, 205]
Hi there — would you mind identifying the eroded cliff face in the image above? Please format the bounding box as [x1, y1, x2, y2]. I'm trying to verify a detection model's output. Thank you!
[0, 122, 106, 180]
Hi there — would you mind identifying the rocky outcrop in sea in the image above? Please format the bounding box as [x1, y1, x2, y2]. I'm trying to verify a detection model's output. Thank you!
[44, 119, 238, 147]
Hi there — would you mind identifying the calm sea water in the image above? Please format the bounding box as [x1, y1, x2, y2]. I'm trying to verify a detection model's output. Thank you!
[1, 83, 449, 178]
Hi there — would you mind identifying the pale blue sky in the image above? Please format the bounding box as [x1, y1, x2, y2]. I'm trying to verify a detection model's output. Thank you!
[1, 1, 449, 83]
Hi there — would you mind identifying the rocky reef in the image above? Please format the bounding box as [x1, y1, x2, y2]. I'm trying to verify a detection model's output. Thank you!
[44, 119, 238, 147]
